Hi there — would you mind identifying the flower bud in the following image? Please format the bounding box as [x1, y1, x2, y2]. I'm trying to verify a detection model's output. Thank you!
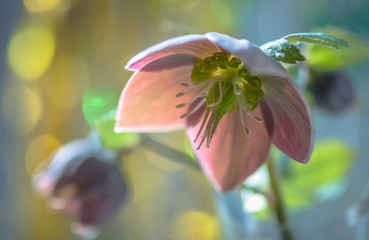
[33, 135, 128, 238]
[308, 71, 354, 113]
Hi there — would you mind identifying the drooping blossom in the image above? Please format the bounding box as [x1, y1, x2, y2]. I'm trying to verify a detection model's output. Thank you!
[115, 32, 314, 192]
[33, 135, 128, 238]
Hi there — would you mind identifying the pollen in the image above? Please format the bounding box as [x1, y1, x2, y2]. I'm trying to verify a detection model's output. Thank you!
[176, 52, 264, 149]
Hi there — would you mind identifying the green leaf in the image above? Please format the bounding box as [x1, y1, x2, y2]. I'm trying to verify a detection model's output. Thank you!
[183, 137, 198, 162]
[261, 32, 351, 65]
[282, 184, 313, 209]
[286, 139, 355, 187]
[305, 27, 369, 71]
[261, 38, 306, 64]
[94, 119, 140, 151]
[282, 139, 356, 209]
[284, 32, 350, 50]
[82, 84, 120, 126]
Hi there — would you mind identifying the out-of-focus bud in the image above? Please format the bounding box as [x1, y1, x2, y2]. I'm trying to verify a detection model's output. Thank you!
[308, 71, 354, 113]
[33, 134, 128, 239]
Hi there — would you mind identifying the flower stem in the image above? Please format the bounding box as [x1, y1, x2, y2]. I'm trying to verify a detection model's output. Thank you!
[140, 135, 201, 170]
[267, 157, 294, 240]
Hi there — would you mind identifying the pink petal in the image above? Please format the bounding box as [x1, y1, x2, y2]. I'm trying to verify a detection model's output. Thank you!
[49, 198, 81, 215]
[71, 223, 100, 239]
[115, 64, 197, 132]
[205, 32, 290, 79]
[187, 109, 272, 192]
[126, 34, 221, 71]
[33, 173, 54, 197]
[186, 98, 207, 127]
[260, 76, 314, 163]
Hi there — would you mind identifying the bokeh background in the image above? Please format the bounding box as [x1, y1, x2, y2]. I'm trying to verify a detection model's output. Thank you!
[0, 0, 369, 239]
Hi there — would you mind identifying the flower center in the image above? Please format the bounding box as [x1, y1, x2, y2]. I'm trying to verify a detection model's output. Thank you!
[176, 52, 264, 149]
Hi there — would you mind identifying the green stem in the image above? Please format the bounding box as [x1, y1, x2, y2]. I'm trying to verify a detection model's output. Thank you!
[140, 135, 201, 170]
[267, 157, 294, 240]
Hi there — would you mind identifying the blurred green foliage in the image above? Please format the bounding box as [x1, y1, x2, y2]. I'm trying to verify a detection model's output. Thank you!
[306, 26, 369, 71]
[283, 139, 355, 208]
[82, 84, 120, 127]
[94, 119, 140, 151]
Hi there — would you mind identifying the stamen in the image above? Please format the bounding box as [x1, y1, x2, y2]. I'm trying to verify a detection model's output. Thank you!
[197, 138, 207, 149]
[238, 99, 250, 137]
[207, 80, 223, 107]
[197, 104, 223, 149]
[180, 98, 206, 119]
[196, 136, 207, 150]
[189, 90, 207, 103]
[176, 94, 204, 109]
[240, 111, 250, 137]
[176, 103, 187, 109]
[176, 86, 204, 98]
[188, 51, 265, 149]
[194, 108, 211, 143]
[244, 107, 263, 123]
[250, 114, 263, 123]
[180, 80, 210, 89]
[197, 109, 219, 149]
[206, 109, 223, 147]
[244, 126, 250, 136]
[194, 104, 224, 149]
[175, 87, 209, 111]
[206, 77, 219, 90]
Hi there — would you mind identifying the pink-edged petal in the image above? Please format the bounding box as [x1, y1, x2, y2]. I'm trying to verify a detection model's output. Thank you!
[126, 34, 221, 71]
[33, 139, 97, 196]
[33, 173, 54, 197]
[71, 223, 99, 239]
[205, 32, 290, 79]
[116, 63, 197, 132]
[261, 76, 314, 163]
[187, 109, 271, 192]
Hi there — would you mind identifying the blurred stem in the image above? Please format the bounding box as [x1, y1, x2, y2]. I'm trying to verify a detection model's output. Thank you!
[267, 157, 294, 240]
[140, 135, 201, 170]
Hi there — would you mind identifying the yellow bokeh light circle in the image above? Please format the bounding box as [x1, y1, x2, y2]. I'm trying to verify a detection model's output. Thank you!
[168, 211, 218, 240]
[23, 0, 62, 13]
[45, 56, 90, 109]
[8, 25, 55, 81]
[2, 86, 43, 135]
[25, 134, 62, 177]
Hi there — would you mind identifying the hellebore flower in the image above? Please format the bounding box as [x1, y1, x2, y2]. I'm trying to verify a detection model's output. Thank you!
[33, 137, 127, 238]
[115, 32, 314, 192]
